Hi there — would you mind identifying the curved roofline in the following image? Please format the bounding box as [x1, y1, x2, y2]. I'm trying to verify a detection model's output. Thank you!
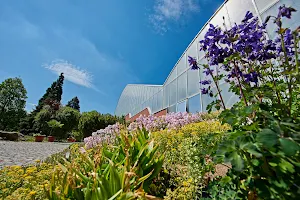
[163, 0, 229, 86]
[114, 84, 163, 116]
[126, 84, 163, 87]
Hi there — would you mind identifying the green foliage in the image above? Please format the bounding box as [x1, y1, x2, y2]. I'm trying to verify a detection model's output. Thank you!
[35, 73, 64, 113]
[56, 106, 80, 136]
[72, 130, 83, 141]
[34, 105, 53, 135]
[198, 10, 300, 200]
[33, 106, 80, 139]
[78, 111, 103, 138]
[0, 77, 27, 131]
[47, 119, 64, 138]
[21, 73, 64, 134]
[79, 111, 124, 138]
[66, 96, 80, 111]
[152, 121, 231, 198]
[46, 129, 164, 199]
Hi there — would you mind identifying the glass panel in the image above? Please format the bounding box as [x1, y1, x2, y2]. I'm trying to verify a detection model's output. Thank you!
[262, 0, 300, 39]
[201, 87, 217, 112]
[188, 94, 201, 113]
[188, 67, 200, 96]
[186, 41, 197, 70]
[219, 82, 239, 108]
[157, 90, 163, 112]
[165, 68, 177, 85]
[209, 4, 231, 29]
[226, 0, 256, 24]
[177, 100, 187, 112]
[163, 85, 169, 108]
[254, 0, 278, 13]
[177, 54, 187, 75]
[196, 24, 209, 59]
[168, 104, 177, 113]
[177, 72, 187, 102]
[261, 1, 280, 39]
[169, 80, 177, 106]
[151, 94, 157, 114]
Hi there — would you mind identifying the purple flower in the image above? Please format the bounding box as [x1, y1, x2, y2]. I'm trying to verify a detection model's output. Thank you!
[243, 72, 260, 84]
[188, 56, 199, 70]
[278, 5, 296, 19]
[200, 80, 211, 85]
[201, 88, 209, 94]
[203, 68, 214, 76]
[242, 11, 254, 23]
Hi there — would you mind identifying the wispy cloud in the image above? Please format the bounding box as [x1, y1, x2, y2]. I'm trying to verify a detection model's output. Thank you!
[44, 59, 104, 93]
[149, 0, 200, 34]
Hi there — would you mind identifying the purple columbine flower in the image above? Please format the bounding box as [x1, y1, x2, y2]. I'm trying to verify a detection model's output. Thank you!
[278, 5, 296, 19]
[201, 88, 209, 94]
[203, 68, 214, 76]
[188, 56, 199, 70]
[242, 11, 254, 23]
[200, 80, 211, 85]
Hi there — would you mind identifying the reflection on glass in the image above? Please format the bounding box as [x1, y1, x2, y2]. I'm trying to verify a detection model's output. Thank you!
[177, 100, 187, 112]
[168, 104, 176, 113]
[188, 94, 201, 113]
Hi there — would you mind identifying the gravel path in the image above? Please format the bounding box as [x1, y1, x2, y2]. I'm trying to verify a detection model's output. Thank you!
[0, 141, 71, 168]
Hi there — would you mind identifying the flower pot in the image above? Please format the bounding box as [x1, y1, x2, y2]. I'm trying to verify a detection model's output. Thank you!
[67, 138, 76, 142]
[48, 136, 55, 142]
[35, 135, 45, 142]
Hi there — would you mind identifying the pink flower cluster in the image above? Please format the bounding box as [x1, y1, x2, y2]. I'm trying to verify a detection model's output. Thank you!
[84, 123, 123, 149]
[84, 112, 204, 149]
[128, 112, 203, 132]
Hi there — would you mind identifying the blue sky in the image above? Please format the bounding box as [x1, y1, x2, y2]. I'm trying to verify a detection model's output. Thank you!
[0, 0, 223, 114]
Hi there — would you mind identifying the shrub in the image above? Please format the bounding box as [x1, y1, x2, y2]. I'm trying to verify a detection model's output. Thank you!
[56, 106, 80, 138]
[152, 120, 231, 198]
[33, 105, 53, 135]
[47, 119, 64, 138]
[0, 163, 55, 200]
[78, 111, 103, 138]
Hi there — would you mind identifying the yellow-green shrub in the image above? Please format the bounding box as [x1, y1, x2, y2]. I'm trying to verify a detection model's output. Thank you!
[152, 120, 231, 198]
[0, 163, 55, 200]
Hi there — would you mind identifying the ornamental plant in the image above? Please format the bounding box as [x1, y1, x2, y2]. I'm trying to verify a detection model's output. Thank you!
[128, 112, 205, 132]
[152, 121, 231, 199]
[84, 112, 218, 149]
[188, 5, 300, 199]
[46, 129, 164, 199]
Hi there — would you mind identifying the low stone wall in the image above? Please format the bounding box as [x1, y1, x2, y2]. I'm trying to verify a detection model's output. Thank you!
[0, 131, 22, 141]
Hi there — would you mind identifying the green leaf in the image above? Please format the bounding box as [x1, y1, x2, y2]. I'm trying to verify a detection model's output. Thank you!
[252, 159, 260, 166]
[108, 189, 123, 200]
[269, 162, 277, 167]
[230, 152, 244, 171]
[278, 159, 295, 173]
[256, 129, 278, 148]
[137, 169, 154, 185]
[221, 176, 232, 184]
[279, 138, 299, 156]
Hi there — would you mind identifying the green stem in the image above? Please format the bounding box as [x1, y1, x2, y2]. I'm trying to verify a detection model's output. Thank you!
[280, 33, 292, 116]
[269, 62, 282, 105]
[234, 62, 248, 106]
[293, 32, 299, 78]
[209, 68, 226, 110]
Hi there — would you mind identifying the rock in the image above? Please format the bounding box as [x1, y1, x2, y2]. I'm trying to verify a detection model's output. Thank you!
[0, 131, 20, 141]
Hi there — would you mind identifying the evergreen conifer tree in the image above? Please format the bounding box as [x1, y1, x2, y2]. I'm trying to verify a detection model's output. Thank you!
[66, 96, 80, 112]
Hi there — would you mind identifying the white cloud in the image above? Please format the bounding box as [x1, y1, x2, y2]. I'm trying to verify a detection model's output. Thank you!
[44, 59, 95, 89]
[149, 0, 200, 34]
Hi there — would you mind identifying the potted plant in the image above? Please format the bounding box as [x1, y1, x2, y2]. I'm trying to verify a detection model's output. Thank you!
[47, 120, 64, 142]
[34, 134, 46, 142]
[67, 137, 76, 142]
